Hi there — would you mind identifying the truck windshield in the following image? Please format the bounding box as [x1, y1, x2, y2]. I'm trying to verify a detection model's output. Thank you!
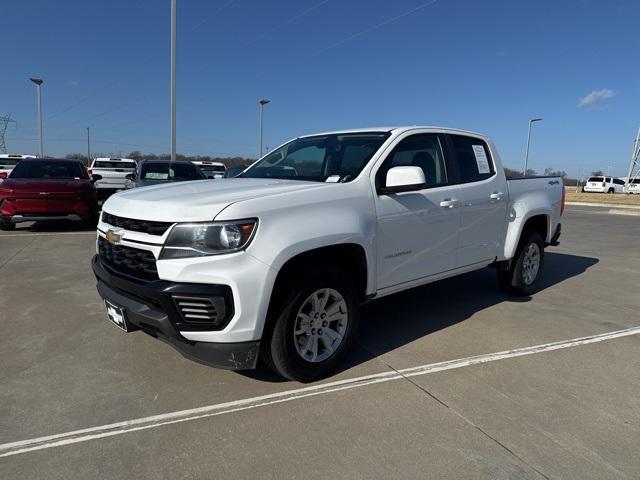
[10, 160, 88, 179]
[140, 162, 203, 181]
[241, 132, 390, 182]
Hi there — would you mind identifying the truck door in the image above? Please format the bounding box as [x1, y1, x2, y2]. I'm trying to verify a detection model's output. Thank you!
[443, 134, 508, 267]
[373, 133, 462, 289]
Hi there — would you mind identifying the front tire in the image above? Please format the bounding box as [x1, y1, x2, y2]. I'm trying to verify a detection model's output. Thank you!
[497, 231, 545, 296]
[262, 268, 359, 382]
[0, 217, 15, 231]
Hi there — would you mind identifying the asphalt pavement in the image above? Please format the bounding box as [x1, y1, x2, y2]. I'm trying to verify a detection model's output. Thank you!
[0, 205, 638, 479]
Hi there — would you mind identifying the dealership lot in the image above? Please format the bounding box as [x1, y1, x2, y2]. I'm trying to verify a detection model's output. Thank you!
[1, 205, 639, 479]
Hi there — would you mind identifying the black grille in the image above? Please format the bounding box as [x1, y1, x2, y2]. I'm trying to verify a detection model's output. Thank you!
[102, 212, 173, 236]
[173, 296, 222, 325]
[98, 237, 159, 280]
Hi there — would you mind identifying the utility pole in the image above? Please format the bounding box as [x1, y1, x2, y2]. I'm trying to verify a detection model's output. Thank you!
[0, 113, 16, 154]
[30, 78, 44, 157]
[86, 127, 91, 166]
[170, 0, 177, 163]
[523, 117, 542, 175]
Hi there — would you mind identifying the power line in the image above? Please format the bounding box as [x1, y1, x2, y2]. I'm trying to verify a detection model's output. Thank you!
[315, 0, 439, 54]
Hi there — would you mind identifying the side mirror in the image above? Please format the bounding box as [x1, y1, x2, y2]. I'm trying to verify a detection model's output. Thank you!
[379, 166, 426, 194]
[91, 174, 103, 182]
[125, 173, 135, 181]
[0, 172, 7, 179]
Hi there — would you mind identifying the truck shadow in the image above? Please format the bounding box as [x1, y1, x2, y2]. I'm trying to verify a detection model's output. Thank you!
[242, 252, 598, 382]
[7, 220, 96, 233]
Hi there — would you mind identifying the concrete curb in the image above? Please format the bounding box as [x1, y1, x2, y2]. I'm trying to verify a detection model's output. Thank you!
[566, 201, 640, 210]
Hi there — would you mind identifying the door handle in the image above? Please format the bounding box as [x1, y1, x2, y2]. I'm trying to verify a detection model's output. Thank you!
[489, 192, 503, 201]
[439, 198, 459, 208]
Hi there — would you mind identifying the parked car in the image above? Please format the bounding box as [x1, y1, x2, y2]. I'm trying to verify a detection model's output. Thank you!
[627, 178, 640, 194]
[582, 176, 624, 193]
[88, 157, 137, 198]
[0, 158, 101, 230]
[222, 164, 247, 178]
[93, 126, 564, 382]
[191, 160, 226, 179]
[123, 160, 207, 189]
[0, 154, 36, 176]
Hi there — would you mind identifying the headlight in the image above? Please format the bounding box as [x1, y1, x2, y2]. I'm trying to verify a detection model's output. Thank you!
[159, 219, 258, 259]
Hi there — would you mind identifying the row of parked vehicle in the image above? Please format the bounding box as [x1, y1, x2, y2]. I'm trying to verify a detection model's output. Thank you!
[581, 175, 640, 194]
[0, 155, 245, 231]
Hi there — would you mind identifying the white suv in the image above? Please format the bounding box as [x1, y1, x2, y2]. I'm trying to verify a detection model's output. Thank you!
[582, 176, 624, 194]
[627, 178, 640, 194]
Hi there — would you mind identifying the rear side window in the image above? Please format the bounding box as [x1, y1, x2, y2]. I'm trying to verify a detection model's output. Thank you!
[613, 178, 624, 185]
[447, 135, 495, 183]
[377, 134, 447, 188]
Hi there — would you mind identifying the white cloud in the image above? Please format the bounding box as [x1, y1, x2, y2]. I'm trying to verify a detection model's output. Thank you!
[578, 88, 614, 107]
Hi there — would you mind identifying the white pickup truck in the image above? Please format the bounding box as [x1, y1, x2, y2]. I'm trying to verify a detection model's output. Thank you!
[93, 127, 564, 381]
[89, 157, 137, 197]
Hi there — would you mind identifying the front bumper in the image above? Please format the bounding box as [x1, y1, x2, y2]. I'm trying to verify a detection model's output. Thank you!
[92, 255, 260, 370]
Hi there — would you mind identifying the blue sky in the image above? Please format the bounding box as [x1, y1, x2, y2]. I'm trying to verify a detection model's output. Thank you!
[2, 0, 638, 178]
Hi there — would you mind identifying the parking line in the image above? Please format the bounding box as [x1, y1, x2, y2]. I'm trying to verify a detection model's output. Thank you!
[1, 325, 639, 458]
[0, 232, 96, 238]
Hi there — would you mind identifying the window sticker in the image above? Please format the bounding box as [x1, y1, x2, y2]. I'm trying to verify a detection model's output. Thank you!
[472, 145, 490, 174]
[325, 175, 341, 183]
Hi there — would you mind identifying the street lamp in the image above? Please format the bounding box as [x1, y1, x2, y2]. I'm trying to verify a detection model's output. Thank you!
[170, 0, 177, 163]
[30, 77, 44, 158]
[523, 117, 542, 176]
[259, 99, 270, 158]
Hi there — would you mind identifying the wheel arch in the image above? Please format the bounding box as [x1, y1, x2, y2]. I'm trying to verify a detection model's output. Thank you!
[503, 211, 550, 260]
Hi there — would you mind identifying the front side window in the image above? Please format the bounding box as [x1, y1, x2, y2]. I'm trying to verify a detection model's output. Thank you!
[10, 161, 87, 179]
[448, 135, 495, 183]
[242, 133, 390, 182]
[377, 134, 447, 188]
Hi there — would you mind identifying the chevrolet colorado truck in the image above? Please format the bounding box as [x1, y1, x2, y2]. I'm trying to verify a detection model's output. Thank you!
[92, 127, 564, 382]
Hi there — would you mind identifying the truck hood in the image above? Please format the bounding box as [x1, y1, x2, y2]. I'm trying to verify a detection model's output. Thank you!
[103, 178, 329, 222]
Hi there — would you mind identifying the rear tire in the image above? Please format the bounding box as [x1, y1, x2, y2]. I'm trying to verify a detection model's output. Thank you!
[497, 231, 545, 296]
[262, 267, 359, 382]
[608, 188, 614, 194]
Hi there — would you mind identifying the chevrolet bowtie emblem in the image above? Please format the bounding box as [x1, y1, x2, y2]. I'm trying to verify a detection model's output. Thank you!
[105, 228, 124, 245]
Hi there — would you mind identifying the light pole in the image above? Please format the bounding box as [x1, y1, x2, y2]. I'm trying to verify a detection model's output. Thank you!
[30, 78, 44, 158]
[523, 117, 542, 176]
[86, 127, 91, 166]
[259, 99, 270, 158]
[170, 0, 177, 163]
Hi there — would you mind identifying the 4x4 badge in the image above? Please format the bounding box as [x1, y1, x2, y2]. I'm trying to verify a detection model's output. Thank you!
[105, 228, 124, 245]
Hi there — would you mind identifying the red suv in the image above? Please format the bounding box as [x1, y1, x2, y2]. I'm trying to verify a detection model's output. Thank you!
[0, 158, 101, 230]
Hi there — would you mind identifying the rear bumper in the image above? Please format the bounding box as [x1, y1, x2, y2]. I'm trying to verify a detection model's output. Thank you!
[92, 255, 259, 370]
